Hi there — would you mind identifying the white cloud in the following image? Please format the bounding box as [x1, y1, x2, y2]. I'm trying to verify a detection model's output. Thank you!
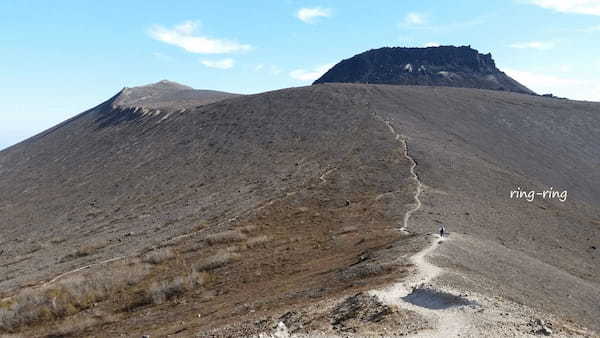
[296, 7, 331, 23]
[269, 65, 283, 75]
[423, 42, 440, 47]
[400, 14, 485, 31]
[509, 41, 556, 50]
[289, 63, 333, 82]
[557, 64, 572, 72]
[152, 52, 173, 61]
[404, 12, 426, 25]
[580, 24, 600, 31]
[201, 58, 235, 69]
[504, 68, 600, 101]
[528, 0, 600, 15]
[149, 20, 251, 54]
[173, 21, 196, 34]
[255, 64, 282, 75]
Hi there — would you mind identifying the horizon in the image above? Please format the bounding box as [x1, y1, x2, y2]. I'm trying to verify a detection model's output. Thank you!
[2, 0, 600, 150]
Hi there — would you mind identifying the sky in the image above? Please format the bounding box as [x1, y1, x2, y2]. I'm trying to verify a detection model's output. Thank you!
[1, 0, 600, 150]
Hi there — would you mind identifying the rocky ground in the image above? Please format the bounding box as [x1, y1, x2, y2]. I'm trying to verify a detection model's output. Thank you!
[1, 82, 598, 336]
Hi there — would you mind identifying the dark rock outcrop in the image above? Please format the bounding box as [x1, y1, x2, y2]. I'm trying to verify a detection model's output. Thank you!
[314, 46, 535, 94]
[330, 293, 391, 326]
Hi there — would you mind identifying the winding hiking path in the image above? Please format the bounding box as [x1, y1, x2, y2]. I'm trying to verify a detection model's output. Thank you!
[367, 115, 593, 337]
[371, 234, 470, 337]
[41, 256, 127, 287]
[1, 256, 128, 302]
[370, 115, 471, 337]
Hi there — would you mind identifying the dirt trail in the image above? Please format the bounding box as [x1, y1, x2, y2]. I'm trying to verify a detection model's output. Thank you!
[370, 115, 472, 336]
[41, 256, 127, 287]
[0, 256, 129, 303]
[366, 116, 592, 337]
[370, 234, 471, 337]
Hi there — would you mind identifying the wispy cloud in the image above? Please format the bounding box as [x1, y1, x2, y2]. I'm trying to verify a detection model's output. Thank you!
[557, 64, 573, 72]
[289, 63, 333, 82]
[296, 7, 332, 23]
[527, 0, 600, 16]
[399, 15, 485, 31]
[423, 42, 441, 47]
[152, 52, 173, 61]
[403, 12, 426, 26]
[149, 21, 251, 54]
[509, 41, 556, 50]
[255, 64, 282, 75]
[580, 24, 600, 32]
[505, 68, 600, 101]
[201, 58, 235, 69]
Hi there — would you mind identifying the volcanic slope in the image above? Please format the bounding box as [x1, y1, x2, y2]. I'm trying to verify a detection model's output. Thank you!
[0, 82, 599, 336]
[114, 79, 239, 110]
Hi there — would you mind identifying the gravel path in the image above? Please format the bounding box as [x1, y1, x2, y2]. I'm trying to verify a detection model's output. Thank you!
[368, 115, 593, 337]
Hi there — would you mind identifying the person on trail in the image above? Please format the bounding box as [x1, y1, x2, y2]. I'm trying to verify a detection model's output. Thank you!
[439, 225, 446, 238]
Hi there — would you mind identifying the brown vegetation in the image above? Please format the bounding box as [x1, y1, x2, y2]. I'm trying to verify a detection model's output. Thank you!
[194, 250, 241, 272]
[142, 248, 175, 265]
[205, 230, 247, 246]
[59, 242, 108, 263]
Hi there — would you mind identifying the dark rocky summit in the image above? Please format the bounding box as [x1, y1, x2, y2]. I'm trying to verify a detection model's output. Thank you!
[314, 46, 535, 95]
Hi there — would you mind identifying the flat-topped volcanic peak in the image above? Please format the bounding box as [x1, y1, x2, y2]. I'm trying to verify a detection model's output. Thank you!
[314, 46, 535, 94]
[113, 79, 239, 110]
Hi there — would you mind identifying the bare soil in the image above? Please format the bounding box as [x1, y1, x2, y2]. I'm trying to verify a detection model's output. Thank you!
[0, 82, 599, 336]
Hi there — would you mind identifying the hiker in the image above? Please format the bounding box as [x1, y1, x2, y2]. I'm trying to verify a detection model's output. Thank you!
[439, 225, 446, 238]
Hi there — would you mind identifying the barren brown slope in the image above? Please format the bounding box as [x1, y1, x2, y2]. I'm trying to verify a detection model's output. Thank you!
[0, 83, 599, 335]
[354, 84, 600, 332]
[0, 83, 425, 336]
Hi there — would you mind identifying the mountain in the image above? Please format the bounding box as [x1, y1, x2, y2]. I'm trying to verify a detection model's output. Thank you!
[115, 80, 239, 110]
[314, 46, 535, 95]
[0, 79, 598, 335]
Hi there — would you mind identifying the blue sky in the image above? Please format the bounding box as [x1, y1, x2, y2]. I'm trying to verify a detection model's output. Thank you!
[1, 0, 600, 150]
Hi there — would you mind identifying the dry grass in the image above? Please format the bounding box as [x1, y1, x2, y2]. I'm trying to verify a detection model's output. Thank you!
[59, 242, 108, 263]
[147, 277, 187, 305]
[0, 248, 217, 333]
[337, 226, 358, 234]
[146, 271, 209, 305]
[206, 230, 246, 246]
[191, 220, 209, 232]
[246, 235, 270, 248]
[194, 250, 240, 271]
[142, 248, 175, 265]
[239, 224, 258, 234]
[49, 237, 66, 245]
[1, 230, 243, 333]
[184, 240, 208, 253]
[46, 316, 105, 337]
[0, 286, 91, 332]
[25, 243, 44, 255]
[0, 260, 151, 332]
